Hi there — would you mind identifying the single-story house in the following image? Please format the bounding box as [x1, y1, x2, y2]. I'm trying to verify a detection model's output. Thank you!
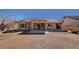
[18, 18, 62, 31]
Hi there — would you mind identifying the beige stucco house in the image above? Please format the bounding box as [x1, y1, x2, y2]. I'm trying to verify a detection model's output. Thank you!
[18, 18, 62, 31]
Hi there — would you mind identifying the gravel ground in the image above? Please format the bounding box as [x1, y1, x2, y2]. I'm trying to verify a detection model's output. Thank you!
[0, 32, 79, 49]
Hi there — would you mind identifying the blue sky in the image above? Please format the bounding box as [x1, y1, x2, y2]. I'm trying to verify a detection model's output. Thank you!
[0, 9, 79, 20]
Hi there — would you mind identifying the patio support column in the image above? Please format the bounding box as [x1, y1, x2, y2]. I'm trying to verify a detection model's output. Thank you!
[27, 24, 28, 30]
[31, 22, 33, 31]
[24, 24, 26, 30]
[45, 23, 47, 31]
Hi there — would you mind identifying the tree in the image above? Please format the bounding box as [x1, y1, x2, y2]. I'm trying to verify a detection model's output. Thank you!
[0, 10, 16, 31]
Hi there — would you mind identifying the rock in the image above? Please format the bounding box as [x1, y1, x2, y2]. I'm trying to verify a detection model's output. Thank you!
[45, 31, 49, 34]
[67, 30, 72, 33]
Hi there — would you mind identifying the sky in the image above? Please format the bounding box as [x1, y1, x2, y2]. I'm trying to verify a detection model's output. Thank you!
[0, 9, 79, 20]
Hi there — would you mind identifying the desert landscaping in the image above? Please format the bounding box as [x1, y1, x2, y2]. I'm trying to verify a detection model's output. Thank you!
[0, 31, 79, 49]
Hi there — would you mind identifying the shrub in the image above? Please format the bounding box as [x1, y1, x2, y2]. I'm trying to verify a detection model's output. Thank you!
[71, 30, 79, 34]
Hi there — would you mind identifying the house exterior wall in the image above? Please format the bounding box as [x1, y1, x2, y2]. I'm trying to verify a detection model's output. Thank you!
[4, 22, 19, 31]
[30, 20, 47, 30]
[47, 23, 56, 30]
[18, 20, 61, 31]
[19, 23, 29, 30]
[52, 23, 56, 29]
[11, 23, 19, 30]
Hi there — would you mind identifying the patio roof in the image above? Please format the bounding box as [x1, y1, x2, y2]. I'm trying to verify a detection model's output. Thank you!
[19, 17, 60, 23]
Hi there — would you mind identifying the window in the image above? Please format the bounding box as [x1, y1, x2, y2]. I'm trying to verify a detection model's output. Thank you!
[48, 24, 52, 27]
[20, 24, 24, 28]
[48, 24, 52, 30]
[41, 23, 45, 27]
[25, 24, 27, 28]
